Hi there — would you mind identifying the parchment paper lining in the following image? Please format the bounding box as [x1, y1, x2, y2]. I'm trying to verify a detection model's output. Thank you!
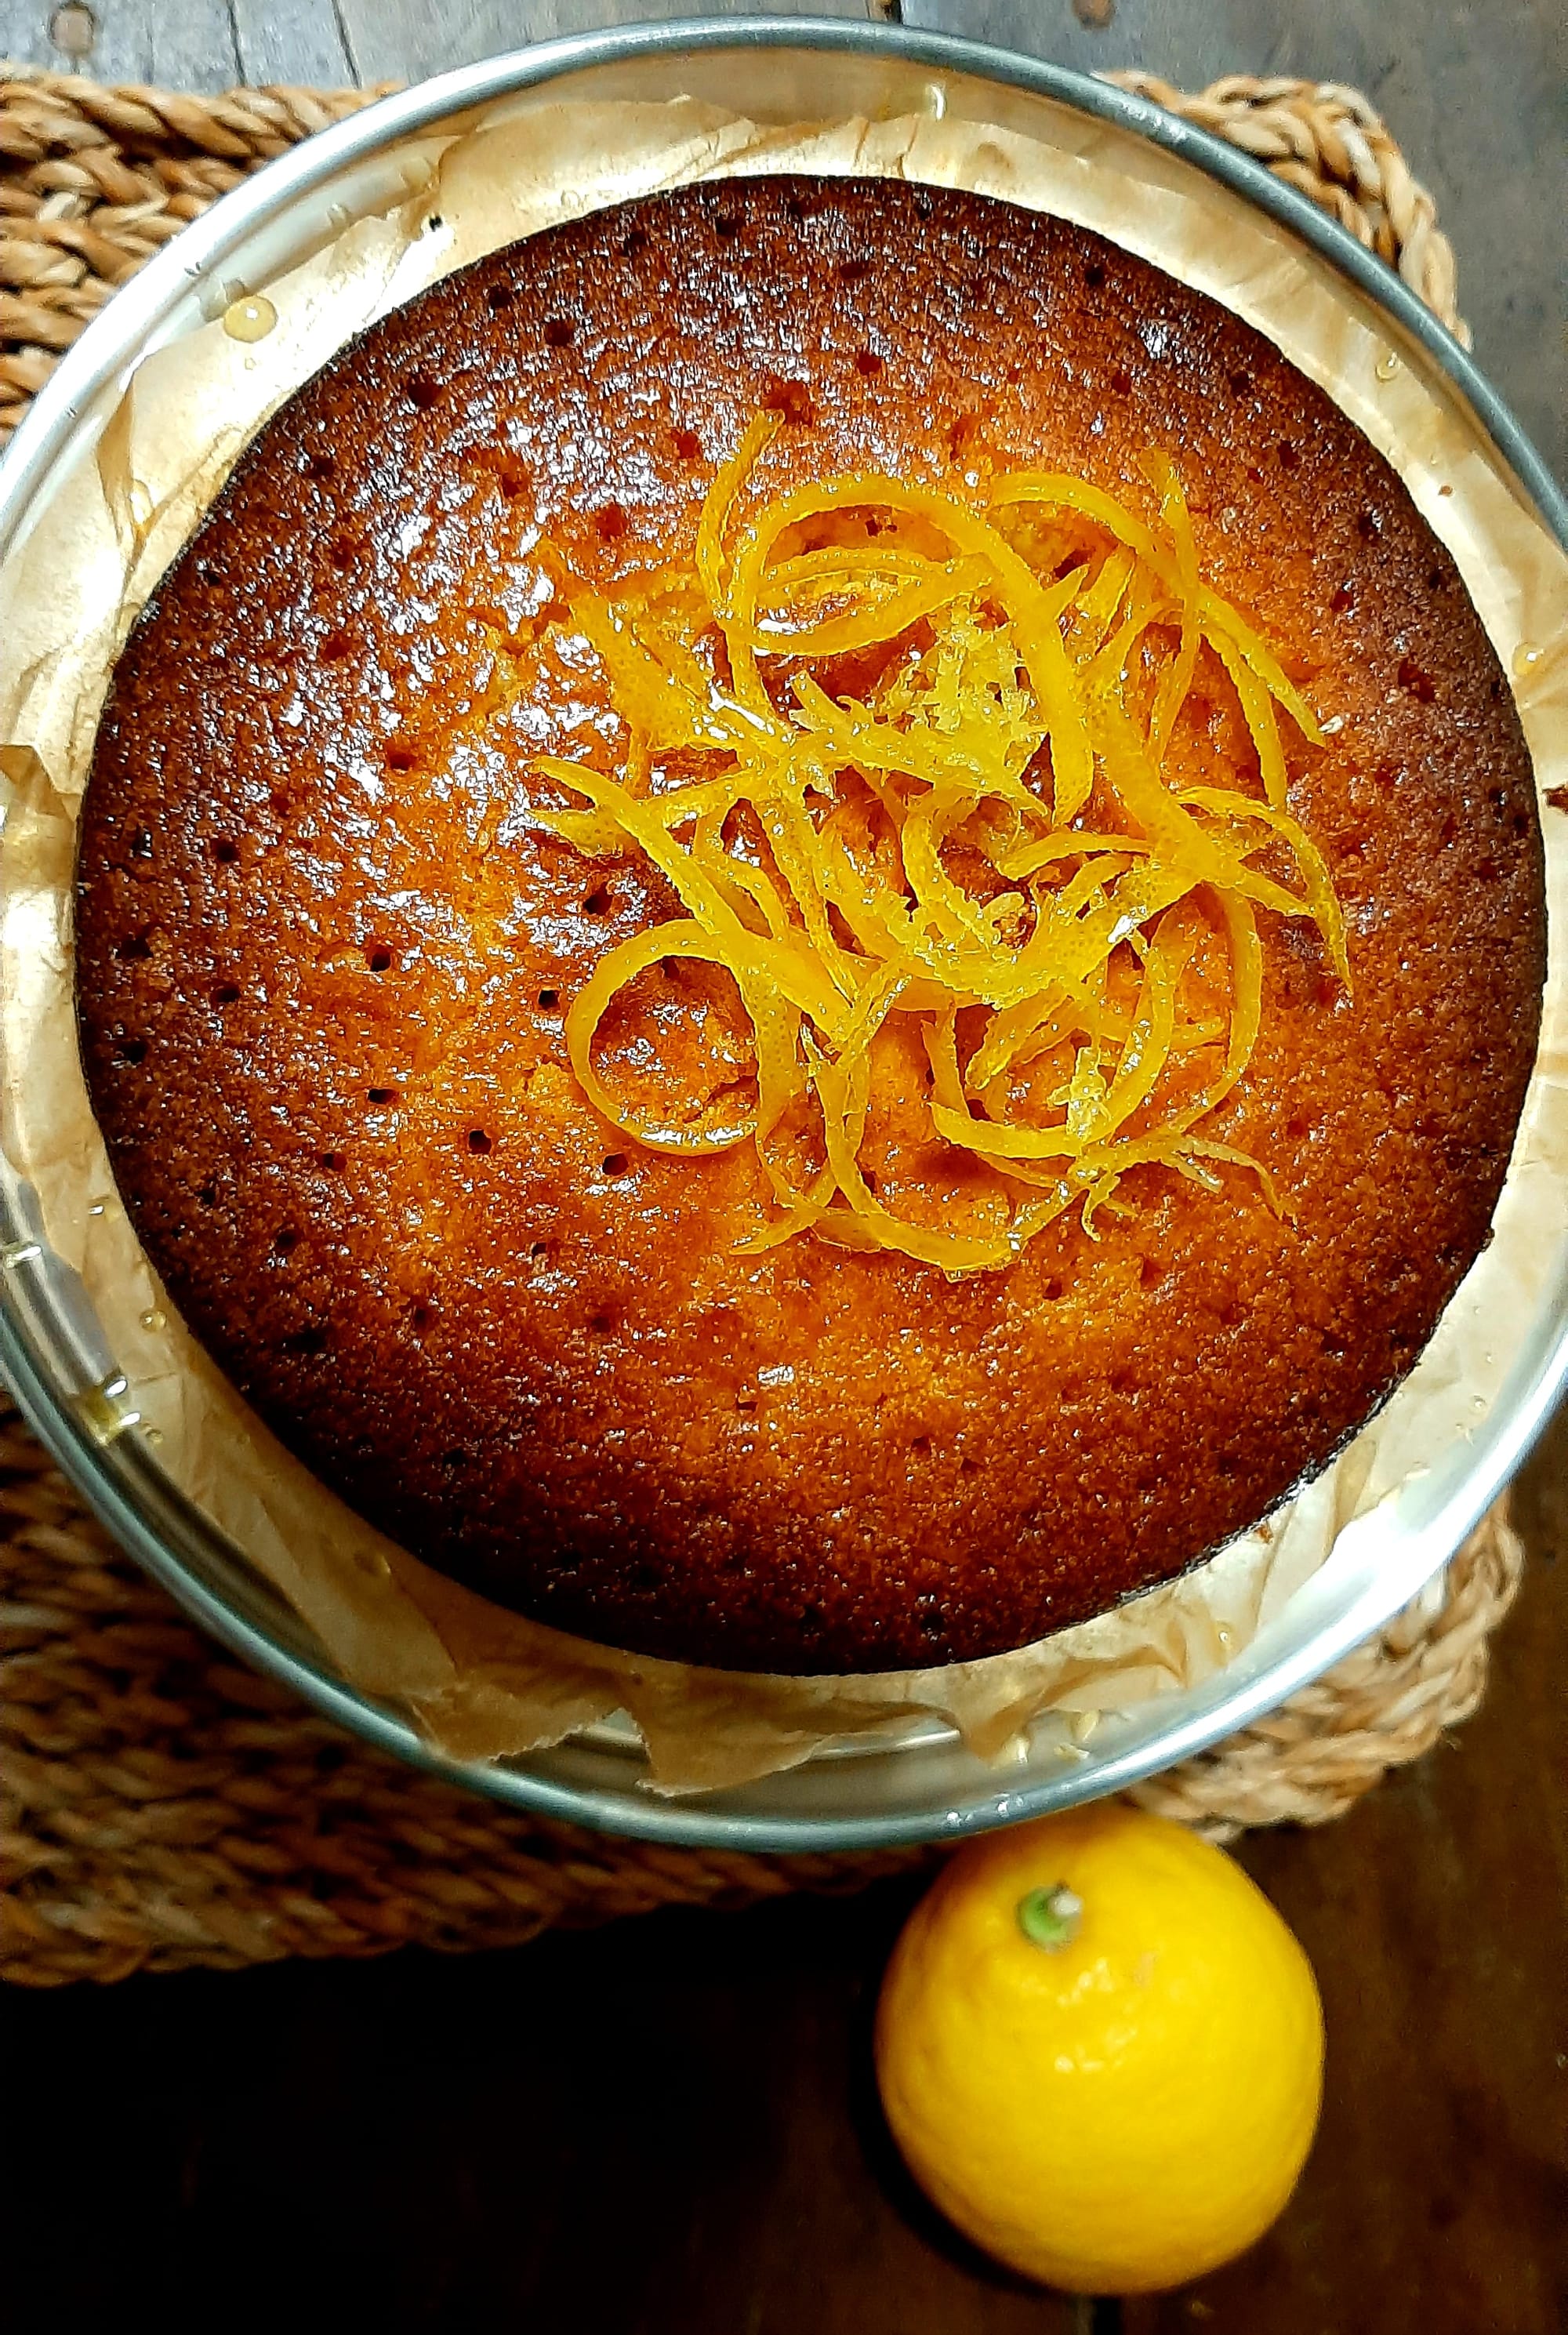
[1, 92, 1563, 1792]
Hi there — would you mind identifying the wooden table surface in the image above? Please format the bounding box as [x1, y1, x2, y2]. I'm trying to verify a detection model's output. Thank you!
[0, 4, 1563, 2330]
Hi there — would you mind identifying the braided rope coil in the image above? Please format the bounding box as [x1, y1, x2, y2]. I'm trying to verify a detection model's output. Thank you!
[0, 66, 1467, 436]
[0, 1406, 927, 1985]
[0, 65, 1513, 1982]
[1130, 1511, 1521, 1839]
[0, 68, 388, 426]
[0, 1401, 1523, 1985]
[1105, 71, 1467, 341]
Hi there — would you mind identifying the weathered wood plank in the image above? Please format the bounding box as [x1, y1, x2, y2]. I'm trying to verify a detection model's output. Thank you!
[6, 1, 1553, 488]
[0, 0, 241, 85]
[0, 1, 54, 70]
[0, 0, 880, 92]
[334, 0, 875, 90]
[230, 0, 356, 87]
[0, 12, 1559, 2335]
[903, 0, 1567, 484]
[1120, 1403, 1568, 2334]
[3, 1494, 1563, 2335]
[0, 1873, 1086, 2333]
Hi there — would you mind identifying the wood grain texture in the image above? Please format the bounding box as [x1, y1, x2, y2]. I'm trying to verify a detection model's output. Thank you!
[0, 1483, 1561, 2335]
[1, 1876, 1078, 2333]
[332, 0, 872, 86]
[905, 0, 1568, 484]
[0, 5, 1560, 2327]
[1123, 1408, 1568, 2332]
[0, 0, 876, 88]
[230, 0, 356, 85]
[2, 1407, 1563, 2331]
[4, 0, 1556, 485]
[0, 0, 240, 81]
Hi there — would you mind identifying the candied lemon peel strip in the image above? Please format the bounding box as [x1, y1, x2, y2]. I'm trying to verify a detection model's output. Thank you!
[528, 415, 1347, 1273]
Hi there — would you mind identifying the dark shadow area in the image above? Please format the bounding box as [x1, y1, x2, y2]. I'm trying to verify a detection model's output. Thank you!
[0, 1872, 1079, 2335]
[3, 1468, 1563, 2335]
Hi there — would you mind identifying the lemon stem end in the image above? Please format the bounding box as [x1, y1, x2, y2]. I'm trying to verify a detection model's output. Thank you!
[1017, 1882, 1083, 1952]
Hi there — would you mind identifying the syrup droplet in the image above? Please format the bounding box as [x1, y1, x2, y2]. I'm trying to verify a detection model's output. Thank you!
[86, 1199, 107, 1218]
[144, 1422, 165, 1447]
[72, 1372, 142, 1445]
[140, 1306, 166, 1332]
[2, 1238, 42, 1269]
[1374, 349, 1401, 382]
[223, 292, 278, 343]
[922, 79, 948, 119]
[1512, 640, 1543, 677]
[128, 478, 153, 527]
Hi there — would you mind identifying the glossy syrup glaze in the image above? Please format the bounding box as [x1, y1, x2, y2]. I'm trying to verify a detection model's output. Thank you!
[75, 180, 1544, 1670]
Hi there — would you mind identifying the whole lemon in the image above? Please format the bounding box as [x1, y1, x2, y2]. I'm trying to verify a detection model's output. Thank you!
[875, 1801, 1323, 2295]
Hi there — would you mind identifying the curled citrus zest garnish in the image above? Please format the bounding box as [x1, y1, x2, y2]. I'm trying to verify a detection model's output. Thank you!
[526, 422, 1349, 1272]
[1141, 451, 1200, 763]
[696, 408, 781, 617]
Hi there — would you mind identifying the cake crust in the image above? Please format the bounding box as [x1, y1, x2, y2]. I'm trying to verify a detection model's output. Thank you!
[75, 177, 1544, 1672]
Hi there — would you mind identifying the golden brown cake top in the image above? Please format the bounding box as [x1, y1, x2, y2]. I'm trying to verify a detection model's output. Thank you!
[75, 178, 1544, 1672]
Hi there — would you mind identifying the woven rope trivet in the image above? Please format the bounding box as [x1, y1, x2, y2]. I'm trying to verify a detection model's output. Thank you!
[0, 65, 1468, 438]
[0, 65, 1512, 1985]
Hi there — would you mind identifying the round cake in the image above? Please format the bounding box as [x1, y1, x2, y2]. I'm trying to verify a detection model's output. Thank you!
[74, 176, 1544, 1673]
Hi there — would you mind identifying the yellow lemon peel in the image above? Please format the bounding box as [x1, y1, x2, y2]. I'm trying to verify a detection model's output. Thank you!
[528, 423, 1347, 1272]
